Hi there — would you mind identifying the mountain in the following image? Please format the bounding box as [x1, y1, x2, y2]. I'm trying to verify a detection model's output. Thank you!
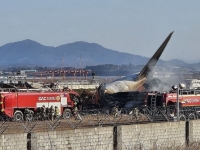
[165, 59, 189, 66]
[0, 40, 55, 67]
[158, 59, 190, 67]
[0, 39, 190, 68]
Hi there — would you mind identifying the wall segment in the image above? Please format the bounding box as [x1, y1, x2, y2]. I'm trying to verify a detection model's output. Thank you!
[0, 121, 196, 150]
[117, 122, 186, 150]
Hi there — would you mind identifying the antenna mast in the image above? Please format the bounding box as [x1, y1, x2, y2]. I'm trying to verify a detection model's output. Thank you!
[60, 57, 65, 80]
[80, 55, 83, 79]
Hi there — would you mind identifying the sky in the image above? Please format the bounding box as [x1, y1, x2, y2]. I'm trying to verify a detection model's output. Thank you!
[1, 1, 200, 63]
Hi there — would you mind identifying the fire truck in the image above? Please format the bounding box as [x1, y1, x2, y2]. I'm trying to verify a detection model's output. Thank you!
[0, 90, 81, 121]
[146, 89, 200, 107]
[144, 89, 200, 121]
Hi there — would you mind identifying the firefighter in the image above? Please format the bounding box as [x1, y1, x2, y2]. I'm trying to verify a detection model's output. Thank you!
[49, 105, 55, 121]
[26, 107, 32, 114]
[54, 106, 60, 119]
[72, 95, 78, 113]
[73, 101, 78, 117]
[170, 109, 176, 117]
[24, 107, 34, 121]
[112, 106, 119, 118]
[41, 105, 46, 120]
[63, 86, 70, 92]
[46, 107, 50, 120]
[133, 107, 139, 121]
[73, 101, 82, 120]
[36, 107, 41, 120]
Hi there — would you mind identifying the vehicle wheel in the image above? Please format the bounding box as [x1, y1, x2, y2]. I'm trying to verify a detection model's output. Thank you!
[63, 109, 72, 119]
[14, 110, 23, 121]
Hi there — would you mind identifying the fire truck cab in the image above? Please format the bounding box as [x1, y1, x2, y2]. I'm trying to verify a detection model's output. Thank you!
[0, 90, 81, 121]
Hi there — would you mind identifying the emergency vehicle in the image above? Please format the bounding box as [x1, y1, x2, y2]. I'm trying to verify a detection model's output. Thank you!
[0, 90, 81, 121]
[146, 89, 200, 107]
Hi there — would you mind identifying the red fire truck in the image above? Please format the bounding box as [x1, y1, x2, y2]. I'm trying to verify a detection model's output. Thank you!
[0, 90, 81, 121]
[164, 89, 200, 107]
[146, 89, 200, 107]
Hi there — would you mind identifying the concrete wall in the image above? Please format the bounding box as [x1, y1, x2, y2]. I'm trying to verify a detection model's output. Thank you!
[0, 121, 192, 150]
[189, 120, 200, 142]
[0, 133, 27, 150]
[30, 127, 113, 150]
[117, 122, 186, 150]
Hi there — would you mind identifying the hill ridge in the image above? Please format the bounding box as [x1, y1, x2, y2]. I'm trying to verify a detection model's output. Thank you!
[0, 39, 190, 68]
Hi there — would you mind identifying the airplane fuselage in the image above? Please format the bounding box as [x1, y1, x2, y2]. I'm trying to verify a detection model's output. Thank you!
[102, 77, 147, 94]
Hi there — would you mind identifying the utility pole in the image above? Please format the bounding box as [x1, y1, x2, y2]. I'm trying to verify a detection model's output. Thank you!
[176, 67, 180, 121]
[79, 55, 83, 79]
[177, 87, 180, 121]
[60, 57, 65, 80]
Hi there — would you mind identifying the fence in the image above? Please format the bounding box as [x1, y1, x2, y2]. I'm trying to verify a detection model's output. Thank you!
[0, 107, 200, 149]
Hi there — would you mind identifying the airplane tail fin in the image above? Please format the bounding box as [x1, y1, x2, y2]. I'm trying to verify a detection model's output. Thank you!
[136, 31, 174, 81]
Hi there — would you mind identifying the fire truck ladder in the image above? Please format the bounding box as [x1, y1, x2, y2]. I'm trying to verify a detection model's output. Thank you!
[149, 93, 157, 121]
[150, 94, 157, 111]
[150, 93, 170, 122]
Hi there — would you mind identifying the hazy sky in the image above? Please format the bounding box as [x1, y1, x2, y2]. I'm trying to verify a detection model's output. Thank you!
[1, 1, 200, 63]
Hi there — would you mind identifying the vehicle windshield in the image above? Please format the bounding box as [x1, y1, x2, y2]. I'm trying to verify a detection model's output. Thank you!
[69, 94, 80, 102]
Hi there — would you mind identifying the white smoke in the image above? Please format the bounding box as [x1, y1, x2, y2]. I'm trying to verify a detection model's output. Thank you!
[144, 62, 182, 92]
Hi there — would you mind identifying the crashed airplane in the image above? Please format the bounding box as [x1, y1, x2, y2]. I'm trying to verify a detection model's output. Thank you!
[97, 32, 174, 106]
